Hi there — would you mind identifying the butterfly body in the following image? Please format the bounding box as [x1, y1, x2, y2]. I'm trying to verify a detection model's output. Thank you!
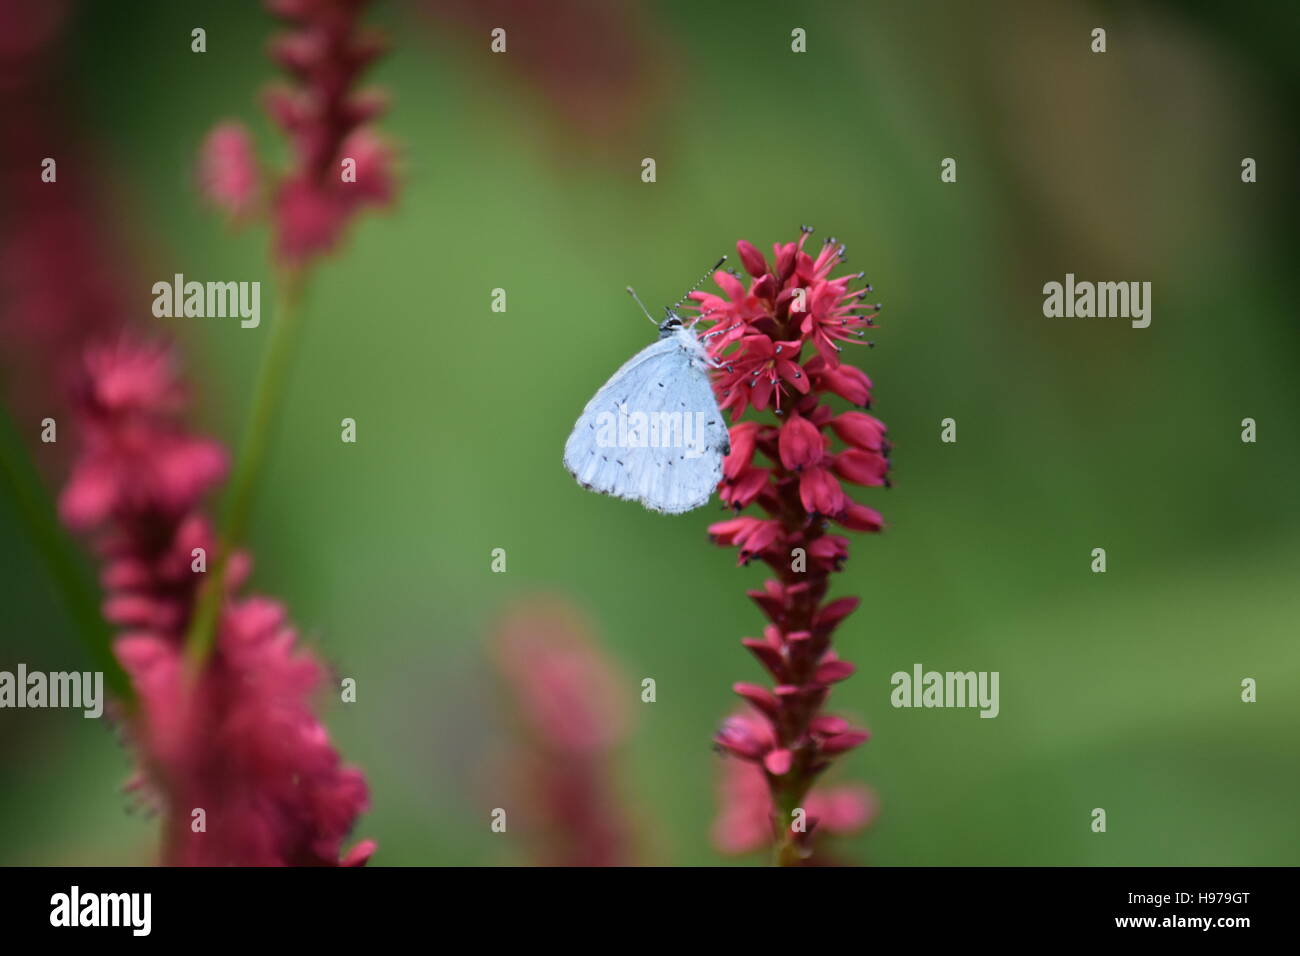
[564, 316, 730, 514]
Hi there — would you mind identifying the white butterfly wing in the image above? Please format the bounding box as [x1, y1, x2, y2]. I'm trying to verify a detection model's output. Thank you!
[652, 357, 729, 513]
[564, 337, 676, 501]
[564, 333, 729, 514]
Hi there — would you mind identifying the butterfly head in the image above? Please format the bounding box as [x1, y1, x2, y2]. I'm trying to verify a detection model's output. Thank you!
[658, 311, 684, 337]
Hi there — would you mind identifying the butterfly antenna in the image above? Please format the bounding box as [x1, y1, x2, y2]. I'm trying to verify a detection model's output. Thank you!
[671, 256, 727, 313]
[626, 286, 658, 325]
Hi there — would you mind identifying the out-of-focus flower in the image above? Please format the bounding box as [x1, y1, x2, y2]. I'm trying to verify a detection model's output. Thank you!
[195, 0, 395, 264]
[1, 0, 376, 867]
[491, 597, 635, 866]
[0, 0, 128, 438]
[197, 123, 260, 221]
[119, 595, 374, 867]
[61, 341, 373, 866]
[694, 229, 886, 865]
[60, 342, 228, 531]
[420, 0, 664, 154]
[271, 128, 394, 262]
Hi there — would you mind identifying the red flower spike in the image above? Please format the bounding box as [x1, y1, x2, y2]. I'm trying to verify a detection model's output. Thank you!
[702, 231, 888, 865]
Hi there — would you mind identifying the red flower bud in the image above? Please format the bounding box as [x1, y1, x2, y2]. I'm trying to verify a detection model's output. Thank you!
[809, 715, 851, 737]
[736, 239, 769, 278]
[807, 534, 850, 571]
[723, 421, 760, 479]
[734, 682, 779, 717]
[721, 466, 769, 510]
[834, 448, 888, 487]
[830, 411, 887, 452]
[811, 359, 873, 404]
[764, 748, 793, 775]
[821, 731, 870, 755]
[815, 659, 856, 683]
[813, 597, 859, 635]
[778, 413, 823, 471]
[798, 466, 847, 515]
[774, 241, 797, 281]
[835, 503, 884, 532]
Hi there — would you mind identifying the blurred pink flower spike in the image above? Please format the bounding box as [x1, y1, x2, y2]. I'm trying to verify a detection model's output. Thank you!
[195, 0, 397, 265]
[491, 596, 636, 866]
[60, 340, 373, 866]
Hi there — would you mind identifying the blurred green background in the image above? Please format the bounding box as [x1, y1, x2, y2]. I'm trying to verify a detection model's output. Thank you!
[2, 0, 1298, 865]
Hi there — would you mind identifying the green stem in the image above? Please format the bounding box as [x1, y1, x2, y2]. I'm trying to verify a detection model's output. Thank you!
[772, 769, 817, 866]
[0, 403, 134, 704]
[184, 268, 307, 672]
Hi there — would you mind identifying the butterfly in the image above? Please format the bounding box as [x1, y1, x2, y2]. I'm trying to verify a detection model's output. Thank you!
[564, 263, 732, 514]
